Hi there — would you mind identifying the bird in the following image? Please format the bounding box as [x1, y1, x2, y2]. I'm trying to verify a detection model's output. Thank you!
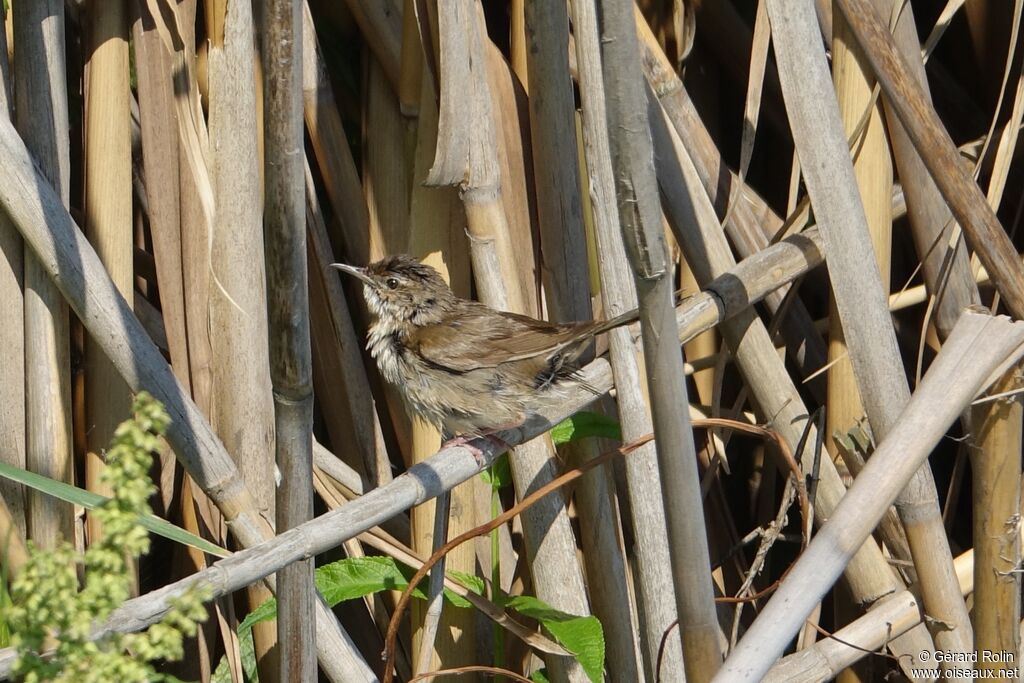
[330, 255, 640, 445]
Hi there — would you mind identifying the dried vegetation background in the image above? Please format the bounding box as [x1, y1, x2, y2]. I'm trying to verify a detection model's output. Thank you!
[1, 0, 1024, 681]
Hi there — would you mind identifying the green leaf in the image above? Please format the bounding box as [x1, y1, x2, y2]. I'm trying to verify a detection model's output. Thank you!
[479, 452, 512, 489]
[447, 568, 485, 596]
[530, 670, 551, 683]
[444, 569, 485, 608]
[0, 460, 228, 558]
[239, 557, 481, 641]
[551, 412, 622, 445]
[505, 596, 605, 683]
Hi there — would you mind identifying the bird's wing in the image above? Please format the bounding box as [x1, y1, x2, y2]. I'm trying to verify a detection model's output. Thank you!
[412, 305, 598, 373]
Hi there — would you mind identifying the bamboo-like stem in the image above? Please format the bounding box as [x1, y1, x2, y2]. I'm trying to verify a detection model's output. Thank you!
[834, 0, 1024, 319]
[767, 0, 972, 664]
[601, 1, 721, 680]
[14, 0, 74, 550]
[0, 113, 376, 683]
[970, 368, 1022, 671]
[207, 1, 278, 675]
[572, 0, 682, 678]
[0, 0, 25, 543]
[874, 0, 980, 338]
[84, 0, 134, 551]
[716, 311, 1024, 681]
[262, 0, 316, 679]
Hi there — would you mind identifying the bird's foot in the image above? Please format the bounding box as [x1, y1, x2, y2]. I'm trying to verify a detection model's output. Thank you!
[441, 432, 513, 467]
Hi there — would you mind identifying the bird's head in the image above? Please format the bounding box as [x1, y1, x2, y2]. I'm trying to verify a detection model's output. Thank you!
[330, 255, 456, 324]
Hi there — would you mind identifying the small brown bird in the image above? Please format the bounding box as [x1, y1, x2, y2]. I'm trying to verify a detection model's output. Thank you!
[331, 255, 639, 441]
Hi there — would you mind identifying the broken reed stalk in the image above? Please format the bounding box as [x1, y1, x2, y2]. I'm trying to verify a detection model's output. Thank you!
[767, 0, 973, 664]
[571, 0, 683, 678]
[84, 0, 133, 549]
[969, 368, 1023, 672]
[600, 0, 722, 680]
[262, 0, 316, 680]
[0, 112, 376, 683]
[14, 0, 74, 551]
[0, 0, 25, 542]
[834, 0, 1024, 319]
[716, 310, 1024, 682]
[648, 67, 940, 669]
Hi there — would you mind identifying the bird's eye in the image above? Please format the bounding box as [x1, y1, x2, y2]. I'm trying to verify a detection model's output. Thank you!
[386, 277, 399, 289]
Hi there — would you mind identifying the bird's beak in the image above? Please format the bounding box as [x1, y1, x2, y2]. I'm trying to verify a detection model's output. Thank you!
[329, 263, 375, 287]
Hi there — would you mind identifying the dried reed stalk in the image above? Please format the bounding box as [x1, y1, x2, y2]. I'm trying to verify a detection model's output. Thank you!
[398, 0, 422, 116]
[0, 491, 27, 578]
[262, 0, 316, 678]
[207, 1, 279, 675]
[601, 1, 722, 680]
[131, 5, 192, 389]
[826, 6, 893, 457]
[970, 368, 1022, 672]
[717, 310, 1024, 681]
[573, 0, 683, 677]
[84, 0, 133, 549]
[341, 0, 402, 92]
[14, 0, 74, 550]
[0, 0, 25, 542]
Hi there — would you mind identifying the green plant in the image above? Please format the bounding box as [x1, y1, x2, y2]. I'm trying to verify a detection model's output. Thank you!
[8, 393, 208, 683]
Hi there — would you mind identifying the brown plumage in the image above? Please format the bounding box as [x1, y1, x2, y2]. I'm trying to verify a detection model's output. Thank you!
[332, 255, 638, 437]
